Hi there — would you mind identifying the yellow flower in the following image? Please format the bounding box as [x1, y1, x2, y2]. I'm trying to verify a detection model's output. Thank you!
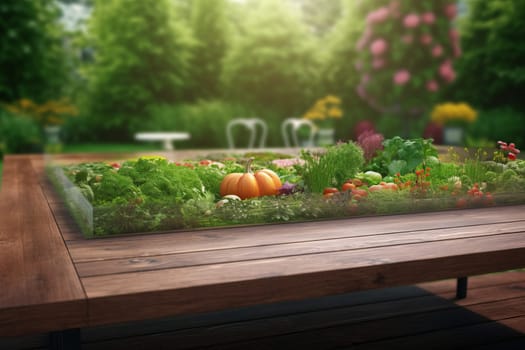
[4, 98, 78, 126]
[431, 102, 477, 126]
[302, 95, 343, 123]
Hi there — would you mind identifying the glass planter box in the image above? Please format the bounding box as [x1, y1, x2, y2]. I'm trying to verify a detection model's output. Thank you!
[47, 165, 525, 239]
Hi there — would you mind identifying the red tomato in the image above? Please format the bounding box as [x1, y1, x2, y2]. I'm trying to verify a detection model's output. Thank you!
[456, 198, 468, 209]
[323, 187, 339, 195]
[368, 184, 384, 192]
[352, 179, 363, 187]
[383, 182, 399, 191]
[199, 159, 213, 166]
[352, 188, 368, 197]
[341, 182, 356, 192]
[323, 192, 335, 199]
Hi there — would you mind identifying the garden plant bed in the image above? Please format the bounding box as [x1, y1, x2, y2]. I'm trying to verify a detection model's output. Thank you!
[46, 138, 525, 238]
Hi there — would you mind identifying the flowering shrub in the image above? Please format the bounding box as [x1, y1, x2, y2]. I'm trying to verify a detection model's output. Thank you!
[430, 102, 477, 127]
[302, 95, 343, 129]
[497, 141, 521, 161]
[357, 130, 384, 161]
[355, 1, 460, 112]
[5, 98, 78, 126]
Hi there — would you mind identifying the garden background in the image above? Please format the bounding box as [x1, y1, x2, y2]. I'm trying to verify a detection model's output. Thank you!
[1, 0, 525, 183]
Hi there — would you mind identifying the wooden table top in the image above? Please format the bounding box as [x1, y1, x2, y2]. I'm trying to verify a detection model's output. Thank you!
[1, 151, 525, 337]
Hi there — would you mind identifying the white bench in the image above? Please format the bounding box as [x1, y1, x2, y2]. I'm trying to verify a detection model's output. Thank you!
[134, 132, 191, 150]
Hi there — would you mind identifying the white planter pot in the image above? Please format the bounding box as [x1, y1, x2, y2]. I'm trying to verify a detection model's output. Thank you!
[443, 126, 464, 146]
[316, 128, 335, 146]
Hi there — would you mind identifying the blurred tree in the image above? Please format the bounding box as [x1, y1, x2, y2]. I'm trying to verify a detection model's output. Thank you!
[321, 0, 375, 139]
[288, 0, 343, 37]
[222, 0, 320, 117]
[448, 0, 525, 110]
[0, 0, 67, 102]
[187, 0, 229, 100]
[84, 0, 193, 140]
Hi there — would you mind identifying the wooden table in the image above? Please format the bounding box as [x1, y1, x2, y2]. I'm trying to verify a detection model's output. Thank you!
[1, 152, 525, 348]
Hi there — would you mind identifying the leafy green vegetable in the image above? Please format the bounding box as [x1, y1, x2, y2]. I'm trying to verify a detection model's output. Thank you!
[369, 137, 438, 176]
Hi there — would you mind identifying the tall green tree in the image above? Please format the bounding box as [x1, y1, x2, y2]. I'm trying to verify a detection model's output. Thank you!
[85, 0, 193, 140]
[321, 0, 374, 138]
[0, 0, 67, 102]
[288, 0, 343, 37]
[449, 0, 525, 110]
[222, 0, 320, 117]
[188, 0, 229, 100]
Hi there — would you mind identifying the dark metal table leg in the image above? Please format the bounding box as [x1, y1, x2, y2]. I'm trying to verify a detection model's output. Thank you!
[456, 276, 468, 299]
[49, 328, 81, 350]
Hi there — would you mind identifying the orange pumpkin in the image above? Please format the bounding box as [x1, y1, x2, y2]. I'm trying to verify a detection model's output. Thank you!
[219, 158, 282, 199]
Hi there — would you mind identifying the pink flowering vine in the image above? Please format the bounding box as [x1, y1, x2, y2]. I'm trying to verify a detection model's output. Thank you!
[355, 1, 460, 112]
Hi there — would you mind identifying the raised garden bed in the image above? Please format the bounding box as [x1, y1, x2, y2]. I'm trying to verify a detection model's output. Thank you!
[47, 138, 525, 238]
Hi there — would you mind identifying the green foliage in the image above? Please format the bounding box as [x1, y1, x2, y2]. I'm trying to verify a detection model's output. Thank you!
[118, 158, 205, 202]
[322, 0, 376, 139]
[193, 165, 226, 200]
[466, 108, 525, 147]
[0, 0, 68, 102]
[369, 136, 438, 176]
[288, 0, 343, 37]
[93, 171, 143, 205]
[145, 100, 252, 149]
[222, 0, 320, 116]
[0, 110, 42, 154]
[449, 0, 525, 111]
[301, 141, 364, 193]
[84, 0, 194, 140]
[187, 0, 229, 100]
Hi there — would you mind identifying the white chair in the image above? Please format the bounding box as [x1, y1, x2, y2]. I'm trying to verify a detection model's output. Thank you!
[226, 118, 268, 149]
[281, 118, 317, 147]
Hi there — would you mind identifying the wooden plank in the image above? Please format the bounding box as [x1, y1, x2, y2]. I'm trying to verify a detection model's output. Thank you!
[80, 275, 525, 350]
[83, 233, 525, 326]
[0, 157, 87, 336]
[75, 221, 525, 277]
[66, 205, 525, 263]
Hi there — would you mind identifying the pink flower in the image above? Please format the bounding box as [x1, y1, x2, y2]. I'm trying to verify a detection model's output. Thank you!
[422, 12, 436, 24]
[402, 35, 414, 44]
[367, 7, 390, 24]
[373, 58, 386, 69]
[432, 45, 443, 57]
[393, 69, 410, 85]
[444, 3, 457, 19]
[426, 80, 439, 92]
[439, 60, 456, 82]
[420, 34, 433, 45]
[403, 13, 420, 28]
[362, 73, 371, 84]
[355, 61, 363, 71]
[370, 38, 388, 56]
